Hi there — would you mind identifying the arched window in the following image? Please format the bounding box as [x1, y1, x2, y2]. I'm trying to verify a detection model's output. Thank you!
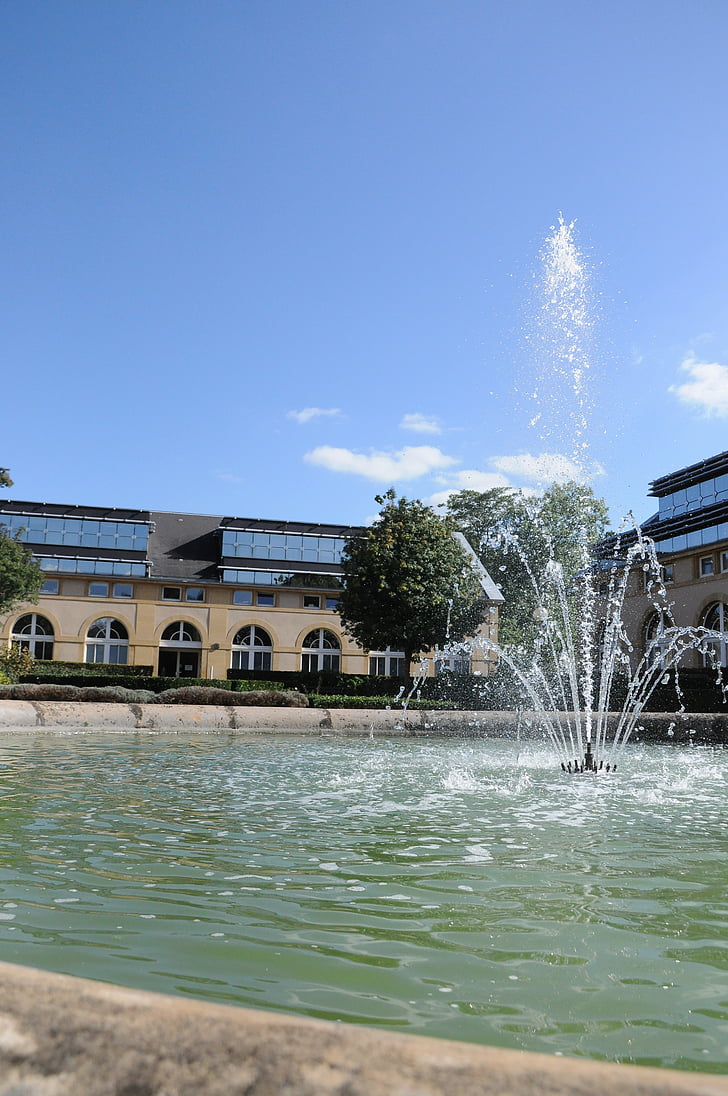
[368, 647, 407, 677]
[232, 625, 273, 671]
[702, 602, 728, 667]
[86, 618, 129, 664]
[302, 628, 340, 672]
[161, 622, 201, 644]
[158, 621, 202, 678]
[11, 614, 54, 660]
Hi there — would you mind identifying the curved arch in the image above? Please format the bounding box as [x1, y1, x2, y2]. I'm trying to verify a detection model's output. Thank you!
[231, 624, 273, 671]
[161, 621, 202, 645]
[301, 628, 341, 672]
[10, 613, 55, 660]
[158, 619, 203, 679]
[85, 617, 129, 665]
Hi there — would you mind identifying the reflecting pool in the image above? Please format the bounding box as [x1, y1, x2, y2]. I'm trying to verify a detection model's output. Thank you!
[0, 732, 726, 1073]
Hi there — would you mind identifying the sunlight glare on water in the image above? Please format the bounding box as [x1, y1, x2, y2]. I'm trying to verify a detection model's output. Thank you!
[0, 732, 726, 1074]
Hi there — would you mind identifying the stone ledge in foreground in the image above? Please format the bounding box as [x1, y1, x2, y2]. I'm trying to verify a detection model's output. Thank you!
[0, 700, 726, 741]
[0, 960, 726, 1096]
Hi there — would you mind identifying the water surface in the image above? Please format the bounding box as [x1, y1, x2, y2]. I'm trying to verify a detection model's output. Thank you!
[0, 732, 726, 1073]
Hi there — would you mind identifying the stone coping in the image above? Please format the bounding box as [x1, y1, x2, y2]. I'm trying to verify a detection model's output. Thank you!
[0, 700, 725, 741]
[1, 960, 726, 1096]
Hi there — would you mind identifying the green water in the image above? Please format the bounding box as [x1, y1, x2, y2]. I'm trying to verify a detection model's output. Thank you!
[0, 732, 726, 1073]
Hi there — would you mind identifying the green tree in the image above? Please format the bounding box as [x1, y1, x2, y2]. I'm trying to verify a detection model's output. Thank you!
[446, 481, 611, 648]
[339, 489, 485, 671]
[0, 472, 44, 618]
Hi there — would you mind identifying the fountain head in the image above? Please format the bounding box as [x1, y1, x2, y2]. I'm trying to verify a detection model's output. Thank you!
[561, 739, 616, 775]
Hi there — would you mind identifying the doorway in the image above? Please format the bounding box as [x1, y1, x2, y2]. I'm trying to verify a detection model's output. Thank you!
[158, 649, 200, 678]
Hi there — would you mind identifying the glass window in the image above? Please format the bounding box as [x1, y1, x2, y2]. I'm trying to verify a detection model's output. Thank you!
[256, 593, 275, 607]
[162, 586, 181, 601]
[85, 618, 128, 664]
[325, 596, 340, 611]
[40, 579, 59, 595]
[89, 581, 109, 597]
[661, 564, 674, 584]
[435, 655, 471, 675]
[231, 625, 273, 671]
[700, 556, 714, 577]
[221, 528, 347, 564]
[301, 629, 341, 672]
[185, 588, 205, 602]
[11, 613, 54, 660]
[644, 612, 669, 667]
[38, 557, 146, 577]
[113, 583, 133, 598]
[233, 590, 253, 605]
[702, 602, 728, 667]
[369, 648, 406, 677]
[161, 621, 201, 644]
[303, 594, 321, 609]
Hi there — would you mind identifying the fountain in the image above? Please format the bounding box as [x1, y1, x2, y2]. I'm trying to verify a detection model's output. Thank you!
[438, 217, 722, 773]
[1, 218, 726, 1082]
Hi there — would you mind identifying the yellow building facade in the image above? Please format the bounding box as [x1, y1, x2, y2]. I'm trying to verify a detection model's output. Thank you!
[0, 501, 502, 680]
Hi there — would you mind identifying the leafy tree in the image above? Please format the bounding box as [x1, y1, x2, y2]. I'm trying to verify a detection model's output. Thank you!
[339, 489, 485, 671]
[0, 470, 44, 617]
[446, 481, 610, 648]
[0, 531, 44, 618]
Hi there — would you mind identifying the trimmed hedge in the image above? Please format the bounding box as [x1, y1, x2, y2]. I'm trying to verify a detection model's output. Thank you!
[0, 682, 307, 707]
[228, 669, 412, 697]
[309, 694, 458, 711]
[642, 668, 728, 713]
[18, 674, 235, 694]
[22, 661, 153, 679]
[153, 686, 307, 707]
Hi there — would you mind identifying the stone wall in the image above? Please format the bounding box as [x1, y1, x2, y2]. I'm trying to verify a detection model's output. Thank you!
[0, 961, 726, 1096]
[0, 700, 725, 742]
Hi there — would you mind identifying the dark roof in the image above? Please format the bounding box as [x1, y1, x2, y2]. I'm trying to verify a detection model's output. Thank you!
[148, 511, 222, 582]
[0, 499, 151, 522]
[0, 500, 363, 585]
[218, 516, 362, 537]
[648, 450, 728, 498]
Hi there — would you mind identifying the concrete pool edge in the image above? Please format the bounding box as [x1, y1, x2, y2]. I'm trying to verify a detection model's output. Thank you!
[1, 961, 726, 1096]
[0, 700, 726, 740]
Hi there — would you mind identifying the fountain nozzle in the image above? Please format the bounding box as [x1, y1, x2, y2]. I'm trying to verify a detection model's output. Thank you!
[583, 741, 596, 772]
[562, 740, 614, 775]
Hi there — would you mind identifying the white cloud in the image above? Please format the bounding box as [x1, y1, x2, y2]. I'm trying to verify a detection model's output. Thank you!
[287, 407, 342, 424]
[304, 445, 457, 481]
[427, 453, 604, 509]
[669, 356, 728, 417]
[399, 412, 442, 435]
[491, 451, 602, 485]
[214, 470, 246, 484]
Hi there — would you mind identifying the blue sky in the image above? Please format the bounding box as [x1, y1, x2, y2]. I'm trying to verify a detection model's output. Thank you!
[2, 1, 728, 529]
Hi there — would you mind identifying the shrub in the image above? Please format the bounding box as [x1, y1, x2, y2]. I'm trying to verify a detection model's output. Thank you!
[308, 694, 457, 710]
[152, 686, 307, 707]
[73, 686, 157, 704]
[0, 683, 84, 701]
[0, 647, 36, 684]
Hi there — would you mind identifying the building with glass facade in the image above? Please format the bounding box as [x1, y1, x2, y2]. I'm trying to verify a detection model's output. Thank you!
[0, 500, 502, 679]
[604, 450, 728, 667]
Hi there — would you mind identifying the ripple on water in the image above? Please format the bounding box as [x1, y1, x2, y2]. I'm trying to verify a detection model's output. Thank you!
[0, 734, 725, 1072]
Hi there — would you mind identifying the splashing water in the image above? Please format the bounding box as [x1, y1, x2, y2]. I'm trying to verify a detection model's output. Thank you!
[524, 214, 595, 471]
[440, 217, 722, 772]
